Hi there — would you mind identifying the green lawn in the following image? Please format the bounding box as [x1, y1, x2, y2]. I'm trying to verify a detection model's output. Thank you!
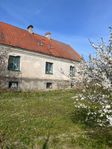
[0, 90, 112, 149]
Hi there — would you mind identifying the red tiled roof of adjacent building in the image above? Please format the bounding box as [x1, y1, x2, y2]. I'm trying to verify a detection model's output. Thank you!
[0, 22, 81, 61]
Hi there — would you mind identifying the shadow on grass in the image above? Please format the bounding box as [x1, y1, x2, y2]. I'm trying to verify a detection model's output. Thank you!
[86, 127, 112, 147]
[70, 111, 112, 148]
[42, 134, 50, 149]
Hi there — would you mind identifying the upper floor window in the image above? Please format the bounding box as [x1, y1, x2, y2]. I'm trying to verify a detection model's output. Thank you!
[8, 55, 20, 71]
[70, 66, 75, 77]
[45, 62, 53, 74]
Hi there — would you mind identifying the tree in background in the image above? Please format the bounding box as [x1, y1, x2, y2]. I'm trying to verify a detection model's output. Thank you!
[0, 47, 8, 88]
[0, 47, 21, 90]
[73, 28, 112, 127]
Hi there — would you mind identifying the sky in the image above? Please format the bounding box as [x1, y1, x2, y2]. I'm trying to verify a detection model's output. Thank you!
[0, 0, 112, 59]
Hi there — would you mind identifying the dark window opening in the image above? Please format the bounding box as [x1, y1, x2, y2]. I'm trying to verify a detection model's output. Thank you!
[9, 81, 18, 89]
[45, 62, 53, 74]
[46, 82, 52, 89]
[8, 55, 20, 71]
[71, 82, 74, 88]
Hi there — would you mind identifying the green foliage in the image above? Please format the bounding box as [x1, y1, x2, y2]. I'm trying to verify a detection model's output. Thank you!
[71, 105, 109, 128]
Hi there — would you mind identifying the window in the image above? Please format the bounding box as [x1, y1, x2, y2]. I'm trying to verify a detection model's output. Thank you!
[38, 41, 44, 46]
[46, 82, 52, 89]
[45, 62, 53, 74]
[70, 66, 75, 77]
[8, 56, 20, 71]
[9, 81, 18, 89]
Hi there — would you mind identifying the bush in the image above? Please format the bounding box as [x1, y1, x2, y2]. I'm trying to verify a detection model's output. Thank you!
[72, 86, 112, 127]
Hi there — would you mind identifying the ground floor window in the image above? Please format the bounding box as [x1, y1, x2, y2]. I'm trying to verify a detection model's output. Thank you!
[71, 82, 74, 88]
[9, 81, 18, 89]
[46, 82, 52, 89]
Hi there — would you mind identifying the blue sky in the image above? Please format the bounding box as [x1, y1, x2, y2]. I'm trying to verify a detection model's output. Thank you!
[0, 0, 112, 59]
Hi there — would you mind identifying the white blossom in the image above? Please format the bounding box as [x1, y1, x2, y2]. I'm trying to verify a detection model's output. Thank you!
[74, 31, 112, 126]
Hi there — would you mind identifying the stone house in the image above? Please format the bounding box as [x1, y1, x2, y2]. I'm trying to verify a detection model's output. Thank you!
[0, 22, 81, 90]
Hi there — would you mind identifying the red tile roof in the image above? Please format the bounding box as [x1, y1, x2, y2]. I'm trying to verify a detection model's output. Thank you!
[0, 22, 81, 61]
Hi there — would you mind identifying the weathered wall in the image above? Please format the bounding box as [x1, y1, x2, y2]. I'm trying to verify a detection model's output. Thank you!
[0, 45, 79, 90]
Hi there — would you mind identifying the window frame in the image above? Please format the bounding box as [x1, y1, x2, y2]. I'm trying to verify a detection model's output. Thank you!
[45, 62, 53, 74]
[8, 55, 20, 71]
[70, 66, 75, 77]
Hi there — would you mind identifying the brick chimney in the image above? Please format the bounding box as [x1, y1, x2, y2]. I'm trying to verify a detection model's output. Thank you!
[45, 32, 51, 39]
[27, 25, 33, 34]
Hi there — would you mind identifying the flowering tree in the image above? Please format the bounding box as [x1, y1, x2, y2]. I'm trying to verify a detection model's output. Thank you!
[73, 30, 112, 127]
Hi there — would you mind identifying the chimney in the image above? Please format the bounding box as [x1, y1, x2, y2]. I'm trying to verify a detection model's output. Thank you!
[27, 25, 33, 33]
[45, 32, 51, 39]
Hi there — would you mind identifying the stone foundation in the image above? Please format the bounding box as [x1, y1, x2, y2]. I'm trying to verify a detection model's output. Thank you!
[0, 77, 71, 91]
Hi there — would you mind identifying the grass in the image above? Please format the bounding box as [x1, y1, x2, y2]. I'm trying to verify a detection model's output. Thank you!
[0, 90, 112, 149]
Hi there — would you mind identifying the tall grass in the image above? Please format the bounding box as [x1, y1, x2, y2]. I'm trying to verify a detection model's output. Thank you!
[0, 90, 111, 149]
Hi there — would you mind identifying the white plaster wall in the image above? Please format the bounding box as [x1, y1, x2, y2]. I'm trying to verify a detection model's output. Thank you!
[0, 45, 79, 81]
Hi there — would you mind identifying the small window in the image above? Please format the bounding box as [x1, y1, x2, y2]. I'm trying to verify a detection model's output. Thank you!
[45, 62, 53, 74]
[9, 81, 18, 89]
[8, 56, 20, 71]
[38, 41, 44, 46]
[46, 82, 52, 89]
[70, 66, 75, 77]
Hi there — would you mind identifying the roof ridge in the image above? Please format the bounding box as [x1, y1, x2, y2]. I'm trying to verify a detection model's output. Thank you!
[0, 21, 27, 32]
[0, 22, 48, 39]
[52, 38, 69, 46]
[0, 22, 68, 44]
